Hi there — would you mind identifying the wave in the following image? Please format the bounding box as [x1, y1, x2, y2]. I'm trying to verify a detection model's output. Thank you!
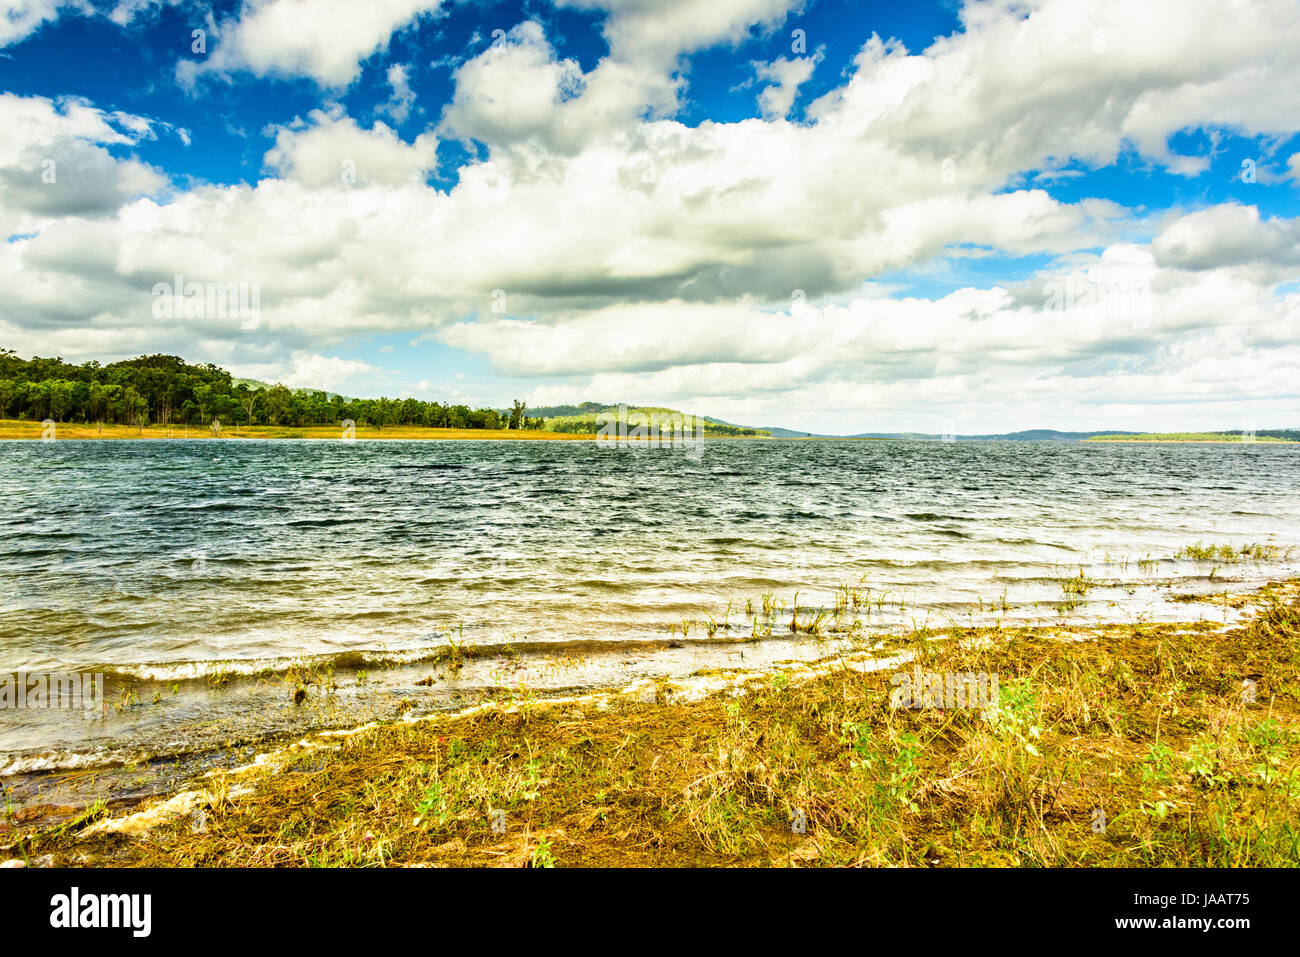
[74, 631, 759, 685]
[390, 464, 468, 470]
[0, 747, 123, 776]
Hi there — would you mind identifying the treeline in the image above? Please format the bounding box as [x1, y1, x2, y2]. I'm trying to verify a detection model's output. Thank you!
[0, 350, 544, 430]
[1223, 429, 1300, 441]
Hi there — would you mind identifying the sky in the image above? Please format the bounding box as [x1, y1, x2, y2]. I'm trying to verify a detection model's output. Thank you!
[1, 0, 1299, 434]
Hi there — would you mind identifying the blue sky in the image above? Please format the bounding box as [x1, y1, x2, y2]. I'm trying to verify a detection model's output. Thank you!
[2, 0, 1299, 432]
[2, 1, 971, 188]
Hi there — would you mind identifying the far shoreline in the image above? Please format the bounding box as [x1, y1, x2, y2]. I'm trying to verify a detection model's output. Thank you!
[0, 419, 882, 441]
[5, 419, 1292, 443]
[1083, 438, 1297, 444]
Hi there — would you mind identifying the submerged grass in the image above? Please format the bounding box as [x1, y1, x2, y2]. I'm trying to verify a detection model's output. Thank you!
[18, 582, 1300, 867]
[1178, 542, 1289, 563]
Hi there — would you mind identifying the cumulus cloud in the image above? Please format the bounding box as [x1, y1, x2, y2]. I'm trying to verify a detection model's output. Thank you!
[376, 63, 416, 125]
[0, 0, 85, 47]
[178, 0, 446, 89]
[277, 351, 381, 390]
[0, 94, 167, 236]
[496, 246, 1300, 433]
[6, 0, 1300, 430]
[263, 108, 438, 187]
[441, 22, 586, 149]
[753, 52, 821, 119]
[1154, 205, 1300, 275]
[807, 0, 1300, 184]
[0, 1, 221, 50]
[440, 22, 677, 152]
[556, 0, 804, 66]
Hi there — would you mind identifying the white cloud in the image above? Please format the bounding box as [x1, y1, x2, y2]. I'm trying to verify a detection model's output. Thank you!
[263, 108, 438, 187]
[0, 1, 217, 49]
[106, 0, 181, 26]
[0, 0, 84, 47]
[807, 0, 1300, 183]
[0, 94, 167, 236]
[440, 22, 677, 152]
[376, 63, 416, 125]
[555, 0, 804, 66]
[1153, 204, 1300, 275]
[441, 22, 586, 149]
[753, 52, 821, 119]
[7, 0, 1300, 431]
[178, 0, 446, 89]
[278, 352, 381, 390]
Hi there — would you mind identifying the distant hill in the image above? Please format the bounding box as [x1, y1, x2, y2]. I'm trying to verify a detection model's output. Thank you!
[525, 401, 611, 418]
[230, 376, 272, 391]
[539, 404, 769, 436]
[907, 429, 1144, 441]
[232, 377, 346, 401]
[228, 385, 1298, 442]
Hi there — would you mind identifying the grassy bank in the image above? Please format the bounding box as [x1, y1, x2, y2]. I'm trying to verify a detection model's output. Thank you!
[0, 419, 851, 441]
[8, 583, 1300, 867]
[1085, 432, 1295, 443]
[0, 419, 595, 441]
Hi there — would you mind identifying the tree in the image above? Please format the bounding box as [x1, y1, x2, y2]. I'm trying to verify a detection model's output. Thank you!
[0, 350, 558, 435]
[263, 384, 292, 425]
[234, 385, 257, 426]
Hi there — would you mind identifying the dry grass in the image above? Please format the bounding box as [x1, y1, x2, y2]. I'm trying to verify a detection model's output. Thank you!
[11, 582, 1300, 868]
[0, 419, 595, 441]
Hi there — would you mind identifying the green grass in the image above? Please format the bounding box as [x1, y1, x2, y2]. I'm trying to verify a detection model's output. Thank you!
[1178, 543, 1287, 562]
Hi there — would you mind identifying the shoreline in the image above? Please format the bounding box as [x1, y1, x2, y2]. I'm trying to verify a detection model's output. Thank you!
[0, 421, 888, 441]
[3, 419, 1292, 444]
[1083, 438, 1297, 444]
[7, 579, 1299, 867]
[0, 421, 595, 441]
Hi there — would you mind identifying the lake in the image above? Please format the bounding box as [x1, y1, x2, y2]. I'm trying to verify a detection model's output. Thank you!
[2, 438, 1297, 810]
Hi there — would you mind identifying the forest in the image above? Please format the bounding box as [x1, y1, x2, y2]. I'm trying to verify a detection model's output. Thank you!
[0, 350, 543, 431]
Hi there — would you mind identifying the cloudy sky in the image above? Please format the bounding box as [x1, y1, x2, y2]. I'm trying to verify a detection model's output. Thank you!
[1, 0, 1298, 433]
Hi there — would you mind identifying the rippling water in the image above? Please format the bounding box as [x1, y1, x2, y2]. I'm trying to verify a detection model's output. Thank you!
[2, 438, 1298, 807]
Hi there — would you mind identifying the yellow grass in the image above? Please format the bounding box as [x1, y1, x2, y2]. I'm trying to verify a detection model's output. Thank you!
[0, 420, 876, 442]
[0, 419, 595, 441]
[13, 580, 1300, 867]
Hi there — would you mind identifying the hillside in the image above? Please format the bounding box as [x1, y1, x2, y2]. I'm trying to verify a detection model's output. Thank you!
[542, 404, 768, 437]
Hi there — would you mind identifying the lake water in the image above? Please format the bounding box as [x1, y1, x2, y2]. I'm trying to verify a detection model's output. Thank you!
[2, 438, 1298, 813]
